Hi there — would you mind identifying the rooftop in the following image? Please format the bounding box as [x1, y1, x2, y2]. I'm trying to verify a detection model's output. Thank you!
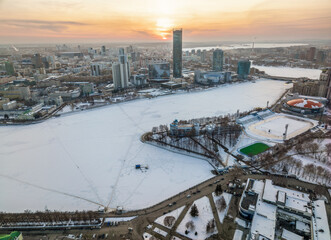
[287, 98, 323, 109]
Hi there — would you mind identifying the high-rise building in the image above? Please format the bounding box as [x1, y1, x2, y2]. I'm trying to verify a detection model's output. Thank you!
[201, 50, 206, 63]
[91, 63, 101, 76]
[307, 47, 316, 61]
[173, 28, 182, 78]
[112, 49, 130, 89]
[316, 51, 326, 63]
[148, 62, 170, 81]
[237, 59, 251, 79]
[101, 45, 106, 55]
[4, 61, 15, 76]
[32, 53, 43, 69]
[213, 49, 224, 71]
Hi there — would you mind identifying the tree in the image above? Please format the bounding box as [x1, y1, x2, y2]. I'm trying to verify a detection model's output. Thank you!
[190, 204, 199, 217]
[206, 219, 216, 233]
[185, 220, 195, 231]
[163, 216, 176, 227]
[216, 196, 227, 212]
[325, 143, 331, 157]
[215, 184, 223, 196]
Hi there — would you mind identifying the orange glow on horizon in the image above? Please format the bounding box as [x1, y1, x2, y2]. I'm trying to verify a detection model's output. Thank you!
[0, 0, 330, 43]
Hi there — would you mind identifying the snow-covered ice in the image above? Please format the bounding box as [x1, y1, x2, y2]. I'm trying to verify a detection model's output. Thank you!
[252, 65, 322, 79]
[0, 79, 291, 212]
[177, 196, 216, 240]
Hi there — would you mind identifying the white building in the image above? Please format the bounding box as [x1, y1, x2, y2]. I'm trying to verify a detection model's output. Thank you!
[112, 49, 130, 90]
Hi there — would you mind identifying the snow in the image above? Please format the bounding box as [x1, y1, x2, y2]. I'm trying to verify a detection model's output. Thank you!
[312, 200, 331, 240]
[252, 65, 322, 79]
[293, 99, 322, 109]
[250, 201, 277, 240]
[0, 79, 291, 212]
[143, 232, 154, 239]
[281, 229, 304, 240]
[153, 227, 167, 237]
[234, 218, 249, 228]
[246, 114, 316, 141]
[212, 192, 232, 223]
[154, 205, 185, 228]
[177, 196, 216, 240]
[104, 216, 136, 222]
[233, 229, 243, 240]
[295, 221, 310, 233]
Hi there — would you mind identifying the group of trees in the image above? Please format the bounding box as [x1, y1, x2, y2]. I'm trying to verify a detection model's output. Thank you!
[0, 211, 100, 225]
[251, 131, 331, 185]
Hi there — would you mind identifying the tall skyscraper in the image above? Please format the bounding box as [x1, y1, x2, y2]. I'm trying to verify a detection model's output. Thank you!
[213, 49, 224, 71]
[237, 59, 251, 79]
[307, 47, 316, 61]
[4, 61, 15, 76]
[32, 53, 43, 69]
[173, 29, 182, 78]
[112, 49, 130, 89]
[101, 45, 106, 55]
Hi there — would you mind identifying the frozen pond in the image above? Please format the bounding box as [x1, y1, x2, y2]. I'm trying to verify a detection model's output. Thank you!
[252, 65, 322, 79]
[0, 79, 291, 212]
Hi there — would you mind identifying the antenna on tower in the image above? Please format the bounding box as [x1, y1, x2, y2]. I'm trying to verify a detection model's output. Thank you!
[251, 37, 256, 53]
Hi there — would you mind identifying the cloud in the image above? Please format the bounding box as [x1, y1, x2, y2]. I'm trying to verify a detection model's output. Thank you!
[0, 19, 88, 32]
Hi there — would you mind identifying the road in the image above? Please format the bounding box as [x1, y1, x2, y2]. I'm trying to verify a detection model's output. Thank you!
[15, 171, 331, 240]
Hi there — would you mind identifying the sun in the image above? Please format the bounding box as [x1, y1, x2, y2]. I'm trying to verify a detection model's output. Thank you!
[156, 18, 173, 40]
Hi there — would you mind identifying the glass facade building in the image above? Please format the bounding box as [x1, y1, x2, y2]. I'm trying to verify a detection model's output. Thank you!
[173, 29, 182, 78]
[213, 49, 224, 71]
[237, 59, 251, 79]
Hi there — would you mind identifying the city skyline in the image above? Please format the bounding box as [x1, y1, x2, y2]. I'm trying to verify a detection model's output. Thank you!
[0, 0, 331, 44]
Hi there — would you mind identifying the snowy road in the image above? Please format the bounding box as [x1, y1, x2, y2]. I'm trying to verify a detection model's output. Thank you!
[0, 79, 291, 212]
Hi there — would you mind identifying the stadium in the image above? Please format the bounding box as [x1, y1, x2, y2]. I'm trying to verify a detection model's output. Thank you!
[285, 98, 324, 114]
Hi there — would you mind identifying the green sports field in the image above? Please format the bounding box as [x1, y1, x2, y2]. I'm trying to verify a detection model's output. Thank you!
[239, 142, 270, 156]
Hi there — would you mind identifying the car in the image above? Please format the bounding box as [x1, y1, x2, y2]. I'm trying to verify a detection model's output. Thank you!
[221, 178, 224, 180]
[192, 192, 197, 195]
[168, 203, 173, 207]
[197, 190, 201, 193]
[187, 194, 191, 198]
[208, 184, 213, 187]
[173, 201, 177, 205]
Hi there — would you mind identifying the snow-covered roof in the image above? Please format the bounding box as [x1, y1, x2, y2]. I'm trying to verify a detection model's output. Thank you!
[285, 196, 312, 215]
[233, 229, 243, 240]
[250, 200, 277, 240]
[262, 179, 278, 203]
[296, 221, 310, 233]
[255, 200, 277, 220]
[287, 98, 323, 109]
[263, 180, 311, 213]
[250, 213, 276, 240]
[281, 229, 304, 240]
[312, 200, 331, 240]
[277, 191, 286, 204]
[252, 180, 265, 195]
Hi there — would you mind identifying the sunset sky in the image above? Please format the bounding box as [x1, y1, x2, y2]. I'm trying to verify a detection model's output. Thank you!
[0, 0, 330, 43]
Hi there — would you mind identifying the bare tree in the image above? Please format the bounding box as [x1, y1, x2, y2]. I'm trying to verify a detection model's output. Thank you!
[185, 220, 195, 231]
[163, 216, 176, 227]
[206, 219, 216, 233]
[216, 196, 227, 212]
